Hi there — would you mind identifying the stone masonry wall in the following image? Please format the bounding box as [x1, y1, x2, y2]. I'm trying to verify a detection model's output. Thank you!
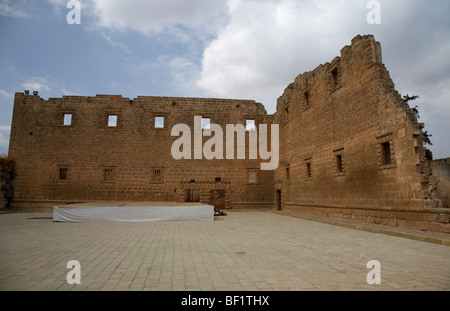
[9, 95, 274, 211]
[7, 34, 449, 233]
[433, 158, 450, 208]
[274, 35, 448, 233]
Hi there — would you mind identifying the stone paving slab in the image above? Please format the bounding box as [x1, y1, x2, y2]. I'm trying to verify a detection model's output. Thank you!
[273, 211, 450, 246]
[0, 211, 449, 291]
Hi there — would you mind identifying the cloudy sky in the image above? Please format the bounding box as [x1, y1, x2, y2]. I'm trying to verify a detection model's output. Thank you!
[0, 0, 449, 158]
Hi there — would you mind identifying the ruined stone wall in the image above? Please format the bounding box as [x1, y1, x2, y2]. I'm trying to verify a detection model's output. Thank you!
[433, 158, 450, 208]
[8, 34, 449, 233]
[274, 35, 448, 233]
[9, 94, 274, 211]
[0, 162, 6, 209]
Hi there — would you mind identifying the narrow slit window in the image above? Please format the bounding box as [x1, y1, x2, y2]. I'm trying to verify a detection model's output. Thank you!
[108, 115, 118, 127]
[306, 162, 312, 178]
[304, 91, 310, 106]
[332, 68, 338, 87]
[336, 154, 343, 173]
[63, 114, 72, 126]
[381, 142, 392, 165]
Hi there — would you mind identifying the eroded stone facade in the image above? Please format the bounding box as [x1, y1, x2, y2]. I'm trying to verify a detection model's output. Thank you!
[9, 95, 275, 211]
[273, 35, 447, 232]
[8, 35, 449, 232]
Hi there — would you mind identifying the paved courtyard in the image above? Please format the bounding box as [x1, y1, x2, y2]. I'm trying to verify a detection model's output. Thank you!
[0, 211, 449, 291]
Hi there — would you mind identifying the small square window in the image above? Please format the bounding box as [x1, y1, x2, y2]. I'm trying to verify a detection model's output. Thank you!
[247, 169, 259, 185]
[201, 118, 210, 130]
[108, 115, 118, 127]
[104, 168, 115, 182]
[376, 133, 396, 169]
[151, 167, 164, 184]
[246, 120, 256, 131]
[155, 117, 164, 129]
[63, 114, 72, 126]
[59, 167, 68, 180]
[215, 177, 222, 184]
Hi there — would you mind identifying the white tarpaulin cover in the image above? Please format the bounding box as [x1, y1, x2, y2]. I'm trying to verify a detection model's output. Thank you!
[53, 202, 215, 222]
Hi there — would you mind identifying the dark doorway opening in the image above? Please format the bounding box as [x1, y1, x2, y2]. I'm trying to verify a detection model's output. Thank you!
[185, 190, 200, 202]
[276, 190, 282, 211]
[210, 190, 226, 210]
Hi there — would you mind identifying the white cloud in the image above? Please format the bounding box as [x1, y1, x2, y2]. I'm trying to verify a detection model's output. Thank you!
[0, 125, 11, 155]
[88, 0, 228, 39]
[0, 0, 30, 18]
[167, 56, 203, 96]
[194, 0, 450, 158]
[10, 66, 74, 97]
[21, 78, 51, 93]
[132, 55, 203, 97]
[197, 0, 370, 110]
[0, 90, 13, 98]
[100, 32, 130, 53]
[196, 0, 450, 117]
[41, 0, 450, 158]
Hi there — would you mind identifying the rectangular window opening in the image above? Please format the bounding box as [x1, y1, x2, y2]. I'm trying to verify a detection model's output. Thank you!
[246, 119, 256, 131]
[108, 115, 118, 127]
[247, 169, 259, 185]
[152, 168, 163, 184]
[155, 117, 164, 128]
[104, 168, 115, 182]
[185, 190, 200, 202]
[248, 171, 257, 184]
[304, 91, 310, 106]
[332, 68, 338, 87]
[306, 162, 312, 178]
[381, 142, 392, 165]
[63, 114, 72, 126]
[336, 154, 343, 173]
[201, 118, 210, 130]
[59, 168, 68, 180]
